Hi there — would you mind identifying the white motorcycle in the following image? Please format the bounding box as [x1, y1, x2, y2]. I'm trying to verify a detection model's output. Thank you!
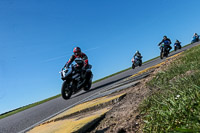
[131, 56, 142, 69]
[60, 58, 93, 100]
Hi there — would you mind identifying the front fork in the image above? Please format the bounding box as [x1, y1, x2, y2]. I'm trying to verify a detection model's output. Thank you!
[67, 80, 76, 92]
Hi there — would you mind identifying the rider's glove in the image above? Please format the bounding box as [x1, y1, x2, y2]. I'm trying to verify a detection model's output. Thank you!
[65, 64, 70, 68]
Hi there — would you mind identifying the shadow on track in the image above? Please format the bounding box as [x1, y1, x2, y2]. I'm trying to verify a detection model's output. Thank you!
[72, 75, 132, 98]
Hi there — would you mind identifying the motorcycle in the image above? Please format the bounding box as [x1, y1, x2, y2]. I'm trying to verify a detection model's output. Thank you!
[131, 56, 142, 69]
[160, 44, 169, 59]
[60, 58, 93, 100]
[191, 36, 199, 44]
[174, 42, 181, 51]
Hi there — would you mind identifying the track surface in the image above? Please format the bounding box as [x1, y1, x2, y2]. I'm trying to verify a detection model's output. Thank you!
[0, 42, 199, 133]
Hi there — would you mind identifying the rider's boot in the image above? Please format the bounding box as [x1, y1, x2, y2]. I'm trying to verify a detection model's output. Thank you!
[77, 70, 92, 89]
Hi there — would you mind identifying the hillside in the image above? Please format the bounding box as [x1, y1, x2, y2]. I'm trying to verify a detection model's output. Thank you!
[90, 44, 200, 132]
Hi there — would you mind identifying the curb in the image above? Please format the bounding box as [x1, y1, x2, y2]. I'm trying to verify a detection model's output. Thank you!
[71, 108, 110, 133]
[125, 51, 183, 81]
[28, 93, 126, 133]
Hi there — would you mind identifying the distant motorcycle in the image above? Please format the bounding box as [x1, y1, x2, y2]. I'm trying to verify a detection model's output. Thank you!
[60, 58, 93, 100]
[191, 36, 199, 44]
[131, 56, 142, 69]
[159, 44, 169, 59]
[174, 42, 181, 51]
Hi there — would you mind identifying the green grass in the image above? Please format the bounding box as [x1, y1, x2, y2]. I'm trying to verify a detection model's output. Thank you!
[93, 42, 193, 84]
[1, 58, 157, 120]
[92, 67, 131, 84]
[0, 43, 192, 120]
[92, 55, 161, 84]
[140, 44, 200, 132]
[0, 94, 61, 119]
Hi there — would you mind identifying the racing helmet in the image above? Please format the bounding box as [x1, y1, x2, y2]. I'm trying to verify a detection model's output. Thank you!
[73, 47, 81, 56]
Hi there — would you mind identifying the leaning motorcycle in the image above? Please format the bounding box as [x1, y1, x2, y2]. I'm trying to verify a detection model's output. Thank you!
[131, 56, 142, 69]
[160, 44, 169, 59]
[174, 43, 181, 51]
[191, 36, 199, 44]
[60, 58, 93, 100]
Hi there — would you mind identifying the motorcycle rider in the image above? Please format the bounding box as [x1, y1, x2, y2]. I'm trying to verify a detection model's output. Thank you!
[134, 50, 142, 60]
[158, 35, 172, 53]
[192, 33, 199, 43]
[62, 47, 92, 89]
[174, 39, 181, 47]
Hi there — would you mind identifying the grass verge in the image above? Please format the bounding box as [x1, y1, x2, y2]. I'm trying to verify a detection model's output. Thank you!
[92, 55, 160, 84]
[0, 43, 192, 120]
[140, 44, 200, 132]
[0, 94, 61, 119]
[93, 43, 192, 84]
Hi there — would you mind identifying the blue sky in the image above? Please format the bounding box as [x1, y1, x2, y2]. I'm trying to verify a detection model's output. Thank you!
[0, 0, 200, 114]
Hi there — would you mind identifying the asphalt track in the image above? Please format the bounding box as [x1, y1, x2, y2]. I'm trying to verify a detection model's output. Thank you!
[0, 42, 199, 133]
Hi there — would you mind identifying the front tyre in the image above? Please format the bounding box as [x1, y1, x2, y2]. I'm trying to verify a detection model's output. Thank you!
[160, 51, 164, 59]
[61, 81, 72, 100]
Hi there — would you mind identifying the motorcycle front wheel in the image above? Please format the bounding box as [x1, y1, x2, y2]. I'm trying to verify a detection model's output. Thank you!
[61, 80, 72, 100]
[132, 63, 135, 69]
[160, 51, 164, 59]
[139, 60, 142, 67]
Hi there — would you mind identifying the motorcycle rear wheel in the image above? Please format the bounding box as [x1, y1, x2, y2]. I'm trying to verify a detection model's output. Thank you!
[61, 81, 72, 100]
[83, 81, 92, 91]
[165, 52, 168, 57]
[174, 46, 177, 51]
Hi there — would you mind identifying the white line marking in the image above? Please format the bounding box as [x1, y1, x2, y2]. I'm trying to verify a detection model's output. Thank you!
[19, 90, 103, 133]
